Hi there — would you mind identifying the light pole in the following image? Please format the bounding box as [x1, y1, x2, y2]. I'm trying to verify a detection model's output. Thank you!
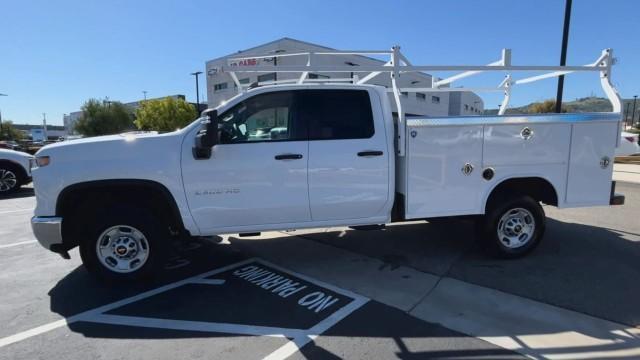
[190, 71, 203, 113]
[625, 102, 631, 127]
[0, 93, 7, 139]
[142, 90, 147, 101]
[632, 95, 638, 128]
[555, 0, 573, 113]
[43, 113, 48, 141]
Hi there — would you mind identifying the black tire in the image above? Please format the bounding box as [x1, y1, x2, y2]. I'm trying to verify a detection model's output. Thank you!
[477, 195, 545, 259]
[79, 205, 169, 283]
[0, 162, 24, 195]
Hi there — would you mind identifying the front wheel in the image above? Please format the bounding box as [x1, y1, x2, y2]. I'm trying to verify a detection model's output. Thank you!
[477, 195, 545, 259]
[79, 207, 168, 283]
[0, 164, 22, 194]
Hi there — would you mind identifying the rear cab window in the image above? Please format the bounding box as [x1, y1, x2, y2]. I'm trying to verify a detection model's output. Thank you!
[298, 90, 374, 140]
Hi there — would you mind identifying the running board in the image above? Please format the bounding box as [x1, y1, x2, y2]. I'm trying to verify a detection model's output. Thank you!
[349, 224, 386, 231]
[238, 232, 262, 237]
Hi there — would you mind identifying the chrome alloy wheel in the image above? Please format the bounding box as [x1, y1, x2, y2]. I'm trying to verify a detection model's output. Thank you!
[497, 208, 535, 249]
[0, 169, 17, 192]
[96, 225, 150, 273]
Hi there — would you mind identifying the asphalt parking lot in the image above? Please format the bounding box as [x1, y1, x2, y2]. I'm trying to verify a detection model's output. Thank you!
[1, 183, 639, 359]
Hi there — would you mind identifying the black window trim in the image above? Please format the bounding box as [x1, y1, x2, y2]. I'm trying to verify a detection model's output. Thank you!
[214, 82, 228, 92]
[257, 72, 277, 83]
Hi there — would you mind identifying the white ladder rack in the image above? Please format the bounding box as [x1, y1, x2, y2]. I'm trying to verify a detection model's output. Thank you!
[218, 46, 622, 156]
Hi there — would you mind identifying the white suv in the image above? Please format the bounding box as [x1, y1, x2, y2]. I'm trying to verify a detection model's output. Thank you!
[0, 148, 33, 194]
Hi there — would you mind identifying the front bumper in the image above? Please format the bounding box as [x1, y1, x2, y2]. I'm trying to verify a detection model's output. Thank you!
[31, 216, 64, 252]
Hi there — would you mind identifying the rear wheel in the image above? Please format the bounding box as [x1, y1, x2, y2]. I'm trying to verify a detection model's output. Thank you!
[477, 195, 545, 258]
[79, 206, 168, 282]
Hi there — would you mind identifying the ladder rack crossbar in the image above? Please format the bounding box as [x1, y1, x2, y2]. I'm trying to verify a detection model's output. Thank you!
[221, 64, 606, 73]
[390, 87, 505, 93]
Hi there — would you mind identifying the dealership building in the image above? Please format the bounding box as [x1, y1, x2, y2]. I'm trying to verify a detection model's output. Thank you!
[205, 38, 483, 117]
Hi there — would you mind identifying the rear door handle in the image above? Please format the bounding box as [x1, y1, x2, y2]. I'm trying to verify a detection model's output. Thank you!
[275, 153, 303, 160]
[358, 150, 384, 157]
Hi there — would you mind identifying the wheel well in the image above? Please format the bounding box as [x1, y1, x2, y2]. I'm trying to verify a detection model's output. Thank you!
[485, 177, 558, 212]
[0, 160, 28, 183]
[57, 180, 186, 249]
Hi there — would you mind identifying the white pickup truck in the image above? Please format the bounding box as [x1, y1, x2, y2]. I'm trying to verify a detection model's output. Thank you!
[30, 47, 625, 281]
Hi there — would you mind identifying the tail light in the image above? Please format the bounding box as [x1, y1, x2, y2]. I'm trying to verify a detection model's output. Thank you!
[624, 136, 637, 143]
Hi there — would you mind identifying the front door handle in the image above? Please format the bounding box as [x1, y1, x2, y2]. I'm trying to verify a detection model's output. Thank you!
[275, 153, 303, 160]
[358, 150, 384, 157]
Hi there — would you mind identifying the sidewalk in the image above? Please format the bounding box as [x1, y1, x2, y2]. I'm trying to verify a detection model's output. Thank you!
[613, 163, 640, 184]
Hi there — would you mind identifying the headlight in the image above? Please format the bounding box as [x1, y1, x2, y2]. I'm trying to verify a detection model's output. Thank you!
[35, 156, 50, 168]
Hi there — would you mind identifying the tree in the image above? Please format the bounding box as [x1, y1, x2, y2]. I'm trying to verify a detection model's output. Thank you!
[134, 97, 198, 132]
[529, 99, 565, 113]
[0, 120, 24, 141]
[74, 99, 134, 136]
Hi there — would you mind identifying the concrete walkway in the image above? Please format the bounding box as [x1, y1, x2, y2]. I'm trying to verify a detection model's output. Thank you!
[613, 163, 640, 184]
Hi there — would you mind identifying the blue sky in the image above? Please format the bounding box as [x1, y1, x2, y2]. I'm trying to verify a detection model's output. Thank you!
[1, 0, 638, 125]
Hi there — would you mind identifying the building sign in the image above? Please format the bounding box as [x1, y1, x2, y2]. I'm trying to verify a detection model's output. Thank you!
[227, 57, 274, 67]
[31, 129, 46, 142]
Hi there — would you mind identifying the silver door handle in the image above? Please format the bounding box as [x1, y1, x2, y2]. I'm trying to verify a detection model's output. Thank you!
[274, 154, 303, 160]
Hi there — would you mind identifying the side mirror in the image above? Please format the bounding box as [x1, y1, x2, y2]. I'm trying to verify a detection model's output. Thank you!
[193, 110, 218, 160]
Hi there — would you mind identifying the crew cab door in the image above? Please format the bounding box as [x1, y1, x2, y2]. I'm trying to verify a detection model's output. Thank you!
[181, 90, 310, 233]
[300, 89, 391, 221]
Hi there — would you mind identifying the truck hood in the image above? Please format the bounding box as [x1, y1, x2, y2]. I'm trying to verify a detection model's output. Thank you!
[34, 130, 188, 169]
[37, 132, 162, 153]
[0, 148, 33, 160]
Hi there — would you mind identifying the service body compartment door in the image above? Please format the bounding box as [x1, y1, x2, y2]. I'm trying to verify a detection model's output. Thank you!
[483, 123, 571, 166]
[407, 125, 484, 218]
[566, 122, 617, 206]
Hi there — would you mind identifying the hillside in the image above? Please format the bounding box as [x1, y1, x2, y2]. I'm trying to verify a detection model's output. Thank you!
[485, 97, 638, 116]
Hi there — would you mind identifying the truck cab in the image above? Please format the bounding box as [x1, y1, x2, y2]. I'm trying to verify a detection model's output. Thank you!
[182, 85, 395, 235]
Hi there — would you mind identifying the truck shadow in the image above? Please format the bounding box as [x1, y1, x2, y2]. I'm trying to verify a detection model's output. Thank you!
[46, 217, 640, 359]
[47, 240, 244, 319]
[0, 187, 34, 199]
[246, 217, 640, 327]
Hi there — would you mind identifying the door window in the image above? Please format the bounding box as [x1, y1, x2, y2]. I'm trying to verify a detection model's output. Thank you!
[299, 90, 374, 140]
[218, 91, 303, 143]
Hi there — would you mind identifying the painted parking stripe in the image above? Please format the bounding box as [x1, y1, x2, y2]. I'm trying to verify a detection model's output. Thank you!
[189, 278, 226, 286]
[0, 240, 37, 249]
[0, 258, 255, 349]
[0, 319, 69, 348]
[256, 258, 367, 301]
[0, 257, 368, 360]
[0, 208, 33, 215]
[84, 314, 307, 338]
[264, 296, 369, 360]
